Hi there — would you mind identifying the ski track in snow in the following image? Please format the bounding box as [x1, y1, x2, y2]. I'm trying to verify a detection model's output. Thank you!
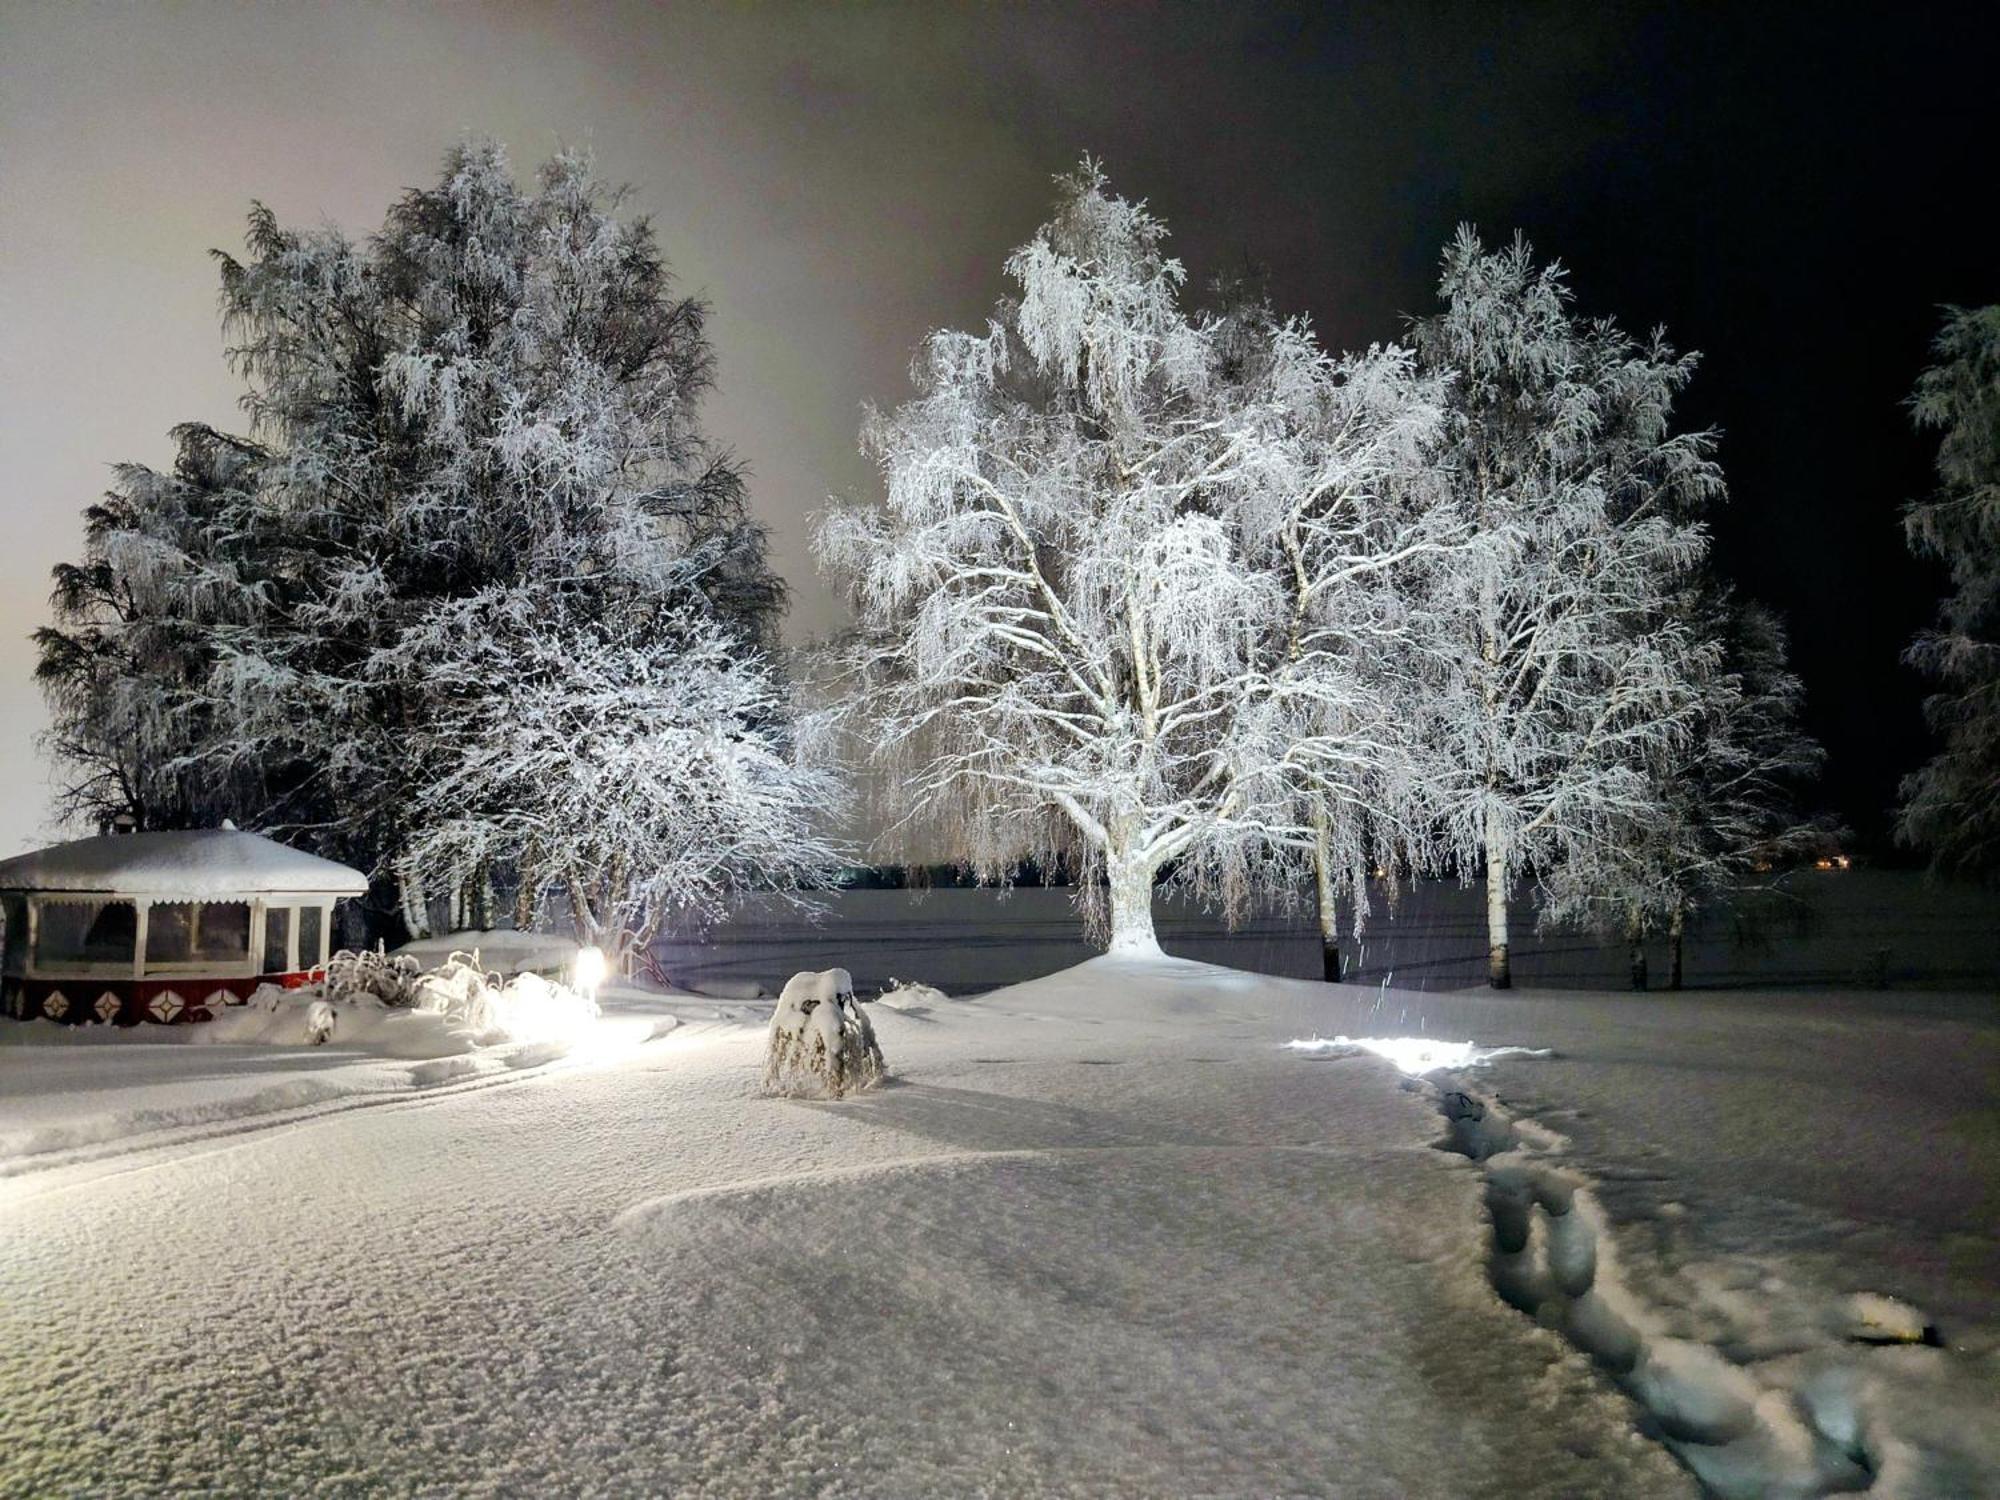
[0, 1017, 685, 1190]
[1, 956, 1993, 1498]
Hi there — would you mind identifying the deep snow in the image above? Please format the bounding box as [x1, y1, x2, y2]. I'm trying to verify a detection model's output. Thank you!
[1, 953, 1994, 1497]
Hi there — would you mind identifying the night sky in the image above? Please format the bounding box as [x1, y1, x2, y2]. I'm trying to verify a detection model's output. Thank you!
[1, 2, 1990, 857]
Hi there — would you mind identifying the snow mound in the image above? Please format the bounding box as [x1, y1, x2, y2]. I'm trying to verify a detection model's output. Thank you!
[201, 983, 472, 1059]
[763, 968, 886, 1098]
[392, 929, 580, 977]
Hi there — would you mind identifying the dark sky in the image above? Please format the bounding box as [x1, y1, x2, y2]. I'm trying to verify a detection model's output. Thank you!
[1, 2, 1990, 856]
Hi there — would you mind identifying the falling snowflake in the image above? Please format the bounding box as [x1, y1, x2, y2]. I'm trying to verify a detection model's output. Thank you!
[41, 989, 69, 1021]
[147, 990, 184, 1023]
[94, 991, 122, 1023]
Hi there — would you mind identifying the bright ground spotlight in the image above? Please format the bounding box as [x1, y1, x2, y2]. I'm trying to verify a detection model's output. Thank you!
[1285, 1035, 1551, 1075]
[573, 945, 609, 998]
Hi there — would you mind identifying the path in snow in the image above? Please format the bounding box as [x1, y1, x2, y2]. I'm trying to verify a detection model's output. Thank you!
[1, 960, 1688, 1499]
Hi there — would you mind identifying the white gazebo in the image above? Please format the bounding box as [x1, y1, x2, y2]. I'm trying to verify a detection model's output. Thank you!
[0, 828, 368, 1025]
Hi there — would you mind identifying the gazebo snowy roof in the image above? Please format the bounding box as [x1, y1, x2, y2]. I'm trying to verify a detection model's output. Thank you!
[0, 829, 368, 899]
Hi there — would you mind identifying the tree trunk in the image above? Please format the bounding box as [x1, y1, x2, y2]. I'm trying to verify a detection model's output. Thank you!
[1627, 906, 1647, 991]
[1312, 812, 1340, 983]
[1105, 849, 1161, 957]
[1484, 809, 1511, 989]
[1667, 907, 1684, 991]
[399, 870, 430, 942]
[469, 864, 492, 932]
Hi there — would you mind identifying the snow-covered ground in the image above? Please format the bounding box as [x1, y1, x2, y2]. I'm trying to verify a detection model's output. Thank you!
[1, 953, 1994, 1496]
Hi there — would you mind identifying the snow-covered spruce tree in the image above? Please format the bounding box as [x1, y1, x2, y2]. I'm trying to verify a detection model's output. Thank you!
[35, 424, 285, 834]
[1409, 229, 1723, 988]
[394, 585, 842, 970]
[815, 164, 1447, 954]
[1538, 593, 1835, 989]
[1900, 300, 2000, 875]
[175, 140, 787, 937]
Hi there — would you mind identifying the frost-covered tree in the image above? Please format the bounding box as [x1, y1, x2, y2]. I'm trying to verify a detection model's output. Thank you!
[40, 140, 809, 946]
[35, 424, 282, 834]
[1539, 594, 1835, 988]
[396, 586, 842, 969]
[1408, 229, 1723, 987]
[815, 163, 1447, 953]
[1900, 300, 2000, 875]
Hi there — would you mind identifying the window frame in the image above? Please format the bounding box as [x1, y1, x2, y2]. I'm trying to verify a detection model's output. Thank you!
[27, 897, 140, 975]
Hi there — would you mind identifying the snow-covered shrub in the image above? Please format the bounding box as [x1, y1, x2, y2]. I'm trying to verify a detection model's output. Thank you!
[764, 968, 886, 1098]
[278, 947, 597, 1046]
[407, 950, 499, 1023]
[323, 947, 426, 1008]
[875, 978, 948, 1012]
[457, 970, 599, 1046]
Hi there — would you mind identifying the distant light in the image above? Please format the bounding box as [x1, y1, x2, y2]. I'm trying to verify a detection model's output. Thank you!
[573, 945, 608, 997]
[1286, 1034, 1550, 1076]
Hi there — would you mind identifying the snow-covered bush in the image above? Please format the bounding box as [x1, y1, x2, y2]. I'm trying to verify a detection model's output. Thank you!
[763, 968, 886, 1098]
[875, 978, 949, 1012]
[287, 947, 598, 1046]
[323, 947, 427, 1008]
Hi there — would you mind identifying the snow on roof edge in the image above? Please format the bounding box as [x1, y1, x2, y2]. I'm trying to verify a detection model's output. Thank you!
[0, 830, 369, 898]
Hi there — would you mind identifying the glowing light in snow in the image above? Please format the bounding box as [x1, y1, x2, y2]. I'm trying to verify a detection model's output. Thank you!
[1285, 1035, 1550, 1075]
[572, 945, 608, 1000]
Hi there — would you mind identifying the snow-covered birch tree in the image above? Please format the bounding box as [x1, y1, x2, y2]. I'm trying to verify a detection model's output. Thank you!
[1538, 593, 1835, 988]
[1408, 229, 1723, 987]
[1899, 300, 2000, 875]
[815, 163, 1447, 954]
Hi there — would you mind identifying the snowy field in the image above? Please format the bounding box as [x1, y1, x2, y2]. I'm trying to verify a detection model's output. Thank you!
[3, 926, 1996, 1497]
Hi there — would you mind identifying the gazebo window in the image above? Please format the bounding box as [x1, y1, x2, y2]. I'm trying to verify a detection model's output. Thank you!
[262, 907, 291, 973]
[299, 906, 325, 969]
[145, 903, 194, 965]
[37, 900, 138, 966]
[144, 901, 253, 968]
[194, 902, 251, 963]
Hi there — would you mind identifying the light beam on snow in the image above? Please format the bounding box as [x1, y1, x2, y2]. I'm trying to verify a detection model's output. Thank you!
[1285, 1035, 1551, 1075]
[573, 945, 608, 1003]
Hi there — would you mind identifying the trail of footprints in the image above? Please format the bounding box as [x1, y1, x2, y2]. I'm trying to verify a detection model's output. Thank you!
[1430, 1082, 1916, 1498]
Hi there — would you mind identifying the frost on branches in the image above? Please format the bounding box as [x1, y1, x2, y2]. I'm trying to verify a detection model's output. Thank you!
[763, 969, 886, 1098]
[815, 163, 1448, 955]
[1537, 594, 1835, 989]
[38, 140, 819, 949]
[396, 593, 842, 972]
[35, 425, 274, 834]
[1407, 230, 1723, 987]
[1900, 300, 2000, 875]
